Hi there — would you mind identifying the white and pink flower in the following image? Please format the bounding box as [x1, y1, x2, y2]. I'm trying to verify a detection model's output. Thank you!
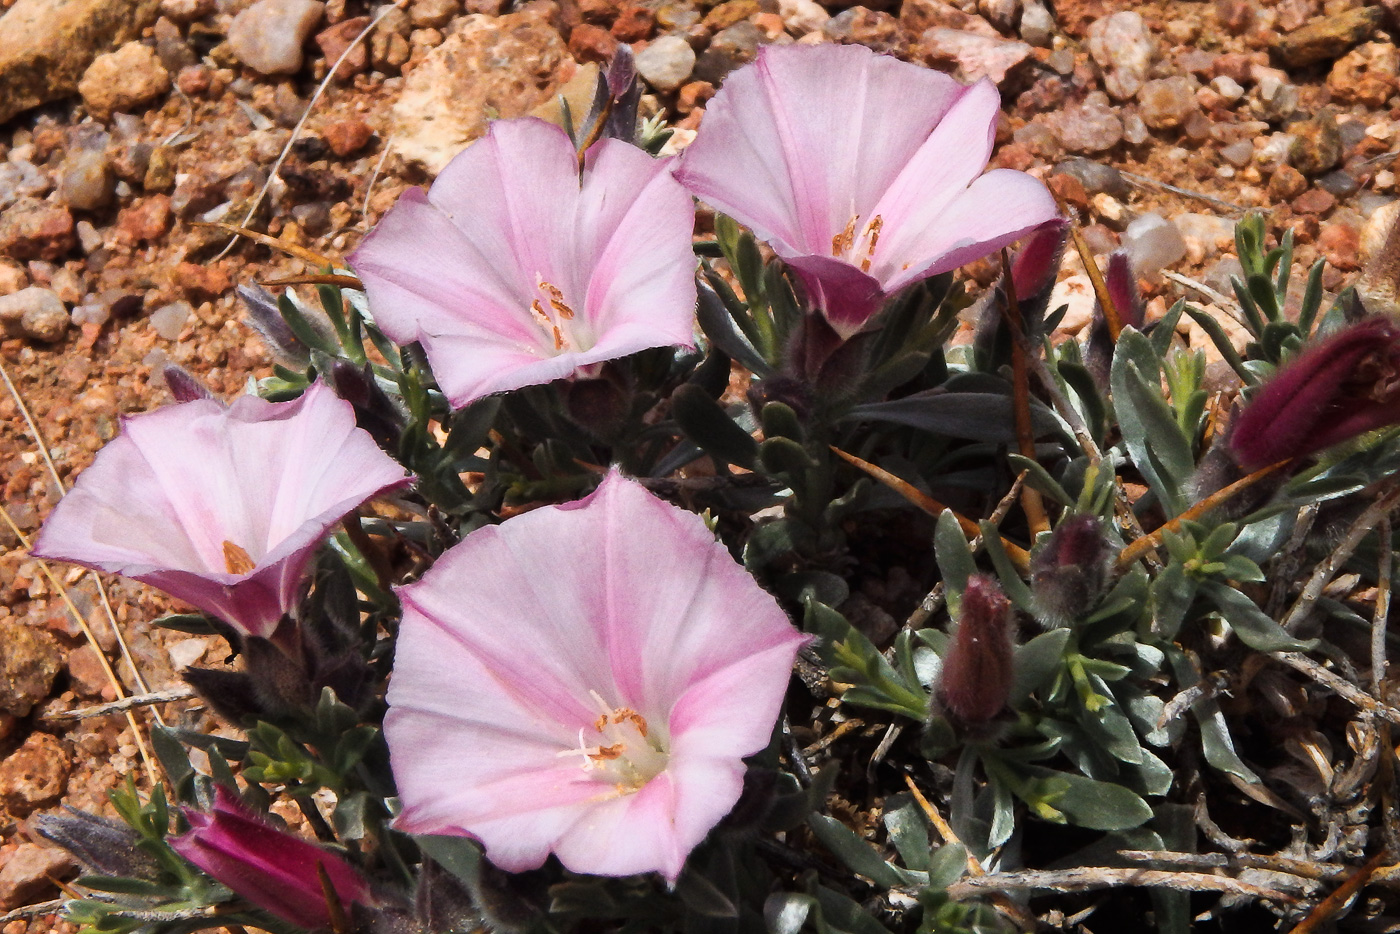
[384, 472, 806, 881]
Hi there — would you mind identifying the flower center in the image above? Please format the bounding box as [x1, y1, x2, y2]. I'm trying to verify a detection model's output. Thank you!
[830, 214, 883, 273]
[222, 540, 255, 575]
[558, 691, 669, 794]
[528, 277, 579, 354]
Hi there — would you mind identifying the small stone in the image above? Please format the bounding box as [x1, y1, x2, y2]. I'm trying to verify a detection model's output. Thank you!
[612, 4, 655, 41]
[899, 0, 997, 36]
[569, 23, 618, 63]
[0, 287, 63, 340]
[823, 6, 904, 54]
[19, 289, 70, 342]
[323, 117, 373, 156]
[1121, 212, 1187, 277]
[1054, 157, 1128, 196]
[1273, 6, 1384, 69]
[1255, 73, 1299, 123]
[1317, 169, 1360, 198]
[1327, 41, 1398, 108]
[1091, 192, 1129, 230]
[145, 144, 177, 191]
[1291, 187, 1337, 215]
[316, 16, 370, 80]
[1087, 11, 1153, 101]
[66, 644, 113, 698]
[0, 843, 77, 911]
[77, 41, 171, 121]
[174, 261, 231, 303]
[978, 0, 1017, 32]
[1137, 76, 1200, 130]
[1121, 111, 1149, 145]
[0, 260, 27, 295]
[1318, 221, 1360, 270]
[704, 0, 758, 30]
[695, 22, 763, 83]
[918, 28, 1032, 85]
[161, 0, 215, 22]
[1268, 164, 1308, 201]
[59, 148, 115, 211]
[636, 34, 697, 92]
[778, 0, 827, 34]
[1019, 0, 1053, 46]
[410, 0, 459, 27]
[1048, 99, 1122, 153]
[227, 0, 326, 75]
[1289, 112, 1343, 177]
[1048, 171, 1087, 209]
[1175, 213, 1237, 264]
[0, 198, 76, 262]
[1210, 75, 1245, 101]
[677, 79, 716, 113]
[1221, 139, 1255, 167]
[150, 300, 191, 339]
[1214, 0, 1253, 35]
[116, 194, 173, 243]
[0, 732, 70, 816]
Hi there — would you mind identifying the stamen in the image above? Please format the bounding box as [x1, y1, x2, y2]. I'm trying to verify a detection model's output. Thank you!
[861, 215, 884, 272]
[528, 279, 577, 352]
[831, 216, 858, 257]
[222, 540, 255, 575]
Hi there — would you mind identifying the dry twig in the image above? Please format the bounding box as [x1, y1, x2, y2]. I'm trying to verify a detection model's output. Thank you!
[44, 686, 198, 721]
[948, 867, 1299, 901]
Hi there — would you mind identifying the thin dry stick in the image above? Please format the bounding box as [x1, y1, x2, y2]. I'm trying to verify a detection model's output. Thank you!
[1070, 224, 1120, 340]
[0, 900, 65, 924]
[1119, 170, 1248, 213]
[1116, 849, 1335, 884]
[0, 356, 158, 709]
[45, 686, 197, 721]
[1116, 459, 1290, 571]
[1162, 271, 1253, 328]
[1374, 516, 1393, 694]
[1289, 851, 1391, 934]
[1283, 482, 1400, 633]
[213, 2, 403, 261]
[948, 867, 1297, 901]
[1275, 651, 1400, 724]
[0, 505, 158, 785]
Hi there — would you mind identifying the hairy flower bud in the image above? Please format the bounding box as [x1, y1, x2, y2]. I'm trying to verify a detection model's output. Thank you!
[1030, 514, 1111, 626]
[1086, 251, 1144, 389]
[937, 575, 1015, 726]
[34, 808, 161, 879]
[171, 785, 372, 930]
[1230, 316, 1400, 472]
[163, 365, 217, 404]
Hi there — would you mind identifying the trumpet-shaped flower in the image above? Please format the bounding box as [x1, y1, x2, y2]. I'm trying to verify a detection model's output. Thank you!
[384, 472, 806, 881]
[171, 785, 372, 930]
[32, 381, 409, 640]
[348, 118, 698, 408]
[675, 44, 1059, 337]
[1230, 316, 1400, 472]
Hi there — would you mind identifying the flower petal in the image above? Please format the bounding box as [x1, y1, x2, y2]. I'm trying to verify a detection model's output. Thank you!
[676, 44, 966, 256]
[784, 254, 886, 338]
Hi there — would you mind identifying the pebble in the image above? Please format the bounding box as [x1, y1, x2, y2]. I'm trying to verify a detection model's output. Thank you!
[1055, 157, 1128, 197]
[0, 843, 77, 910]
[612, 4, 656, 41]
[1268, 164, 1308, 201]
[1220, 140, 1254, 167]
[1327, 42, 1398, 108]
[918, 28, 1032, 86]
[1019, 0, 1053, 47]
[77, 41, 172, 121]
[1122, 111, 1149, 146]
[695, 22, 763, 83]
[704, 0, 759, 30]
[1091, 192, 1129, 230]
[59, 147, 115, 211]
[323, 117, 373, 156]
[1121, 212, 1187, 278]
[1292, 188, 1337, 215]
[0, 260, 26, 295]
[116, 194, 173, 243]
[0, 732, 71, 816]
[317, 16, 371, 80]
[779, 0, 828, 34]
[635, 35, 696, 92]
[66, 644, 114, 698]
[1316, 169, 1360, 198]
[0, 286, 64, 340]
[228, 0, 327, 75]
[1254, 72, 1299, 123]
[1137, 76, 1200, 130]
[1210, 75, 1244, 101]
[1175, 213, 1236, 264]
[569, 23, 618, 63]
[823, 7, 904, 54]
[1289, 112, 1343, 177]
[1318, 222, 1360, 270]
[1049, 98, 1122, 153]
[0, 159, 51, 211]
[161, 0, 216, 22]
[151, 300, 192, 339]
[0, 197, 76, 261]
[410, 0, 460, 28]
[1087, 11, 1153, 101]
[1273, 5, 1384, 68]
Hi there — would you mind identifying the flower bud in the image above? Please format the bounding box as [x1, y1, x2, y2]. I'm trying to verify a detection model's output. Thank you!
[34, 807, 161, 879]
[1086, 251, 1144, 389]
[937, 575, 1015, 726]
[163, 365, 217, 404]
[237, 284, 309, 366]
[1030, 514, 1111, 626]
[171, 785, 372, 930]
[1230, 316, 1400, 472]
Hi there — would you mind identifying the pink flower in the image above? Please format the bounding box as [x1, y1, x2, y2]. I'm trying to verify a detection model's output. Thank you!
[348, 118, 698, 408]
[384, 472, 806, 881]
[32, 382, 410, 640]
[938, 575, 1015, 726]
[675, 45, 1059, 338]
[171, 785, 372, 930]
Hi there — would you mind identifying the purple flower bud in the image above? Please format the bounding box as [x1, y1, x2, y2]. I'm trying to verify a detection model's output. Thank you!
[237, 284, 309, 366]
[1010, 219, 1068, 312]
[163, 365, 218, 404]
[1086, 251, 1144, 389]
[34, 807, 161, 879]
[1030, 514, 1111, 626]
[938, 575, 1015, 726]
[171, 785, 372, 930]
[1230, 316, 1400, 472]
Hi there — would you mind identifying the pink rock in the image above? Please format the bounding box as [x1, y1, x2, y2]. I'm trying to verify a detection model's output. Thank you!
[919, 27, 1033, 85]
